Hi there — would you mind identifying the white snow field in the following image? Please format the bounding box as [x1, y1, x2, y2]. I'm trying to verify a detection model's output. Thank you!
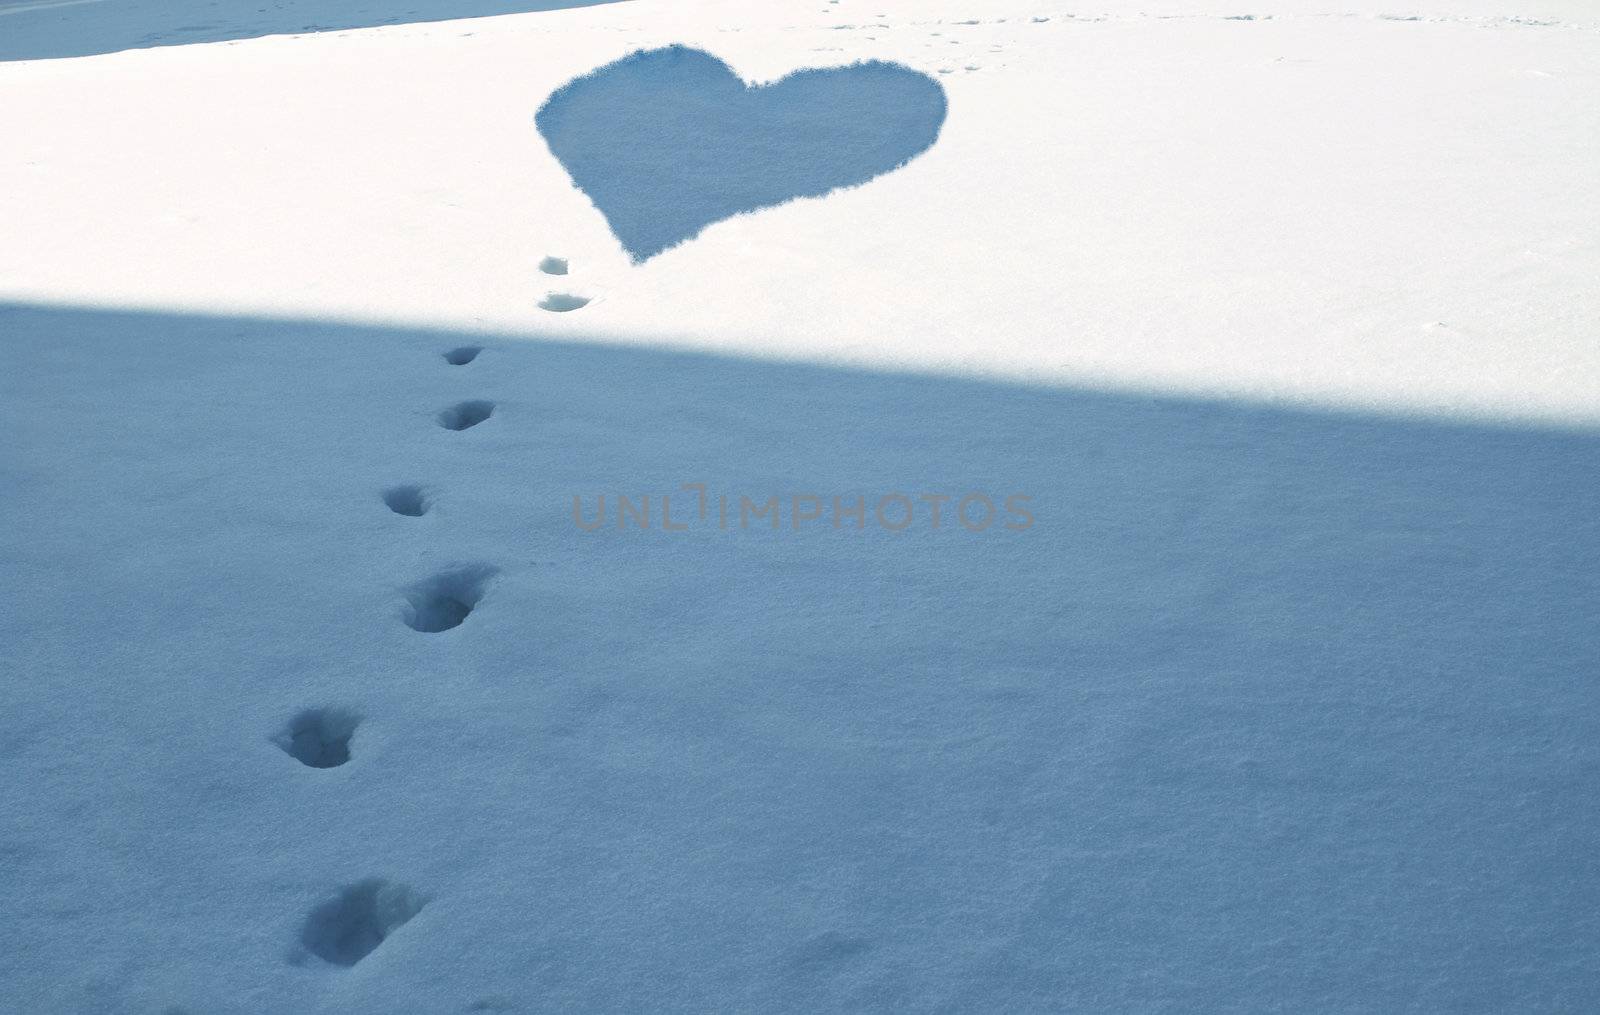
[1, 0, 1598, 1012]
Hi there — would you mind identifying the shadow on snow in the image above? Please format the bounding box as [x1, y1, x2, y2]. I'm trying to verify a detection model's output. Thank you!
[0, 0, 628, 63]
[1, 301, 1597, 1010]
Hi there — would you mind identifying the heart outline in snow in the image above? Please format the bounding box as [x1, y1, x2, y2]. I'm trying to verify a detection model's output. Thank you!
[536, 46, 948, 262]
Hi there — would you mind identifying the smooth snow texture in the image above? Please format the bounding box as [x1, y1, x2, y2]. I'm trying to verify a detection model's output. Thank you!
[536, 46, 947, 261]
[1, 0, 1597, 421]
[1, 0, 1598, 1011]
[1, 303, 1598, 1012]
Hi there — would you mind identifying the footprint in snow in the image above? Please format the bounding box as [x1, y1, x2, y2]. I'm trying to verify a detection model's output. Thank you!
[438, 400, 494, 431]
[539, 292, 590, 312]
[299, 878, 426, 967]
[382, 484, 430, 517]
[536, 254, 590, 310]
[402, 564, 498, 633]
[274, 708, 360, 768]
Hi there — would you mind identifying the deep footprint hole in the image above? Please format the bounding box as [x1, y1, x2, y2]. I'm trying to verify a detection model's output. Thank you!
[442, 345, 482, 366]
[538, 256, 568, 275]
[403, 564, 498, 633]
[300, 878, 426, 967]
[274, 708, 359, 769]
[382, 484, 429, 517]
[437, 400, 494, 431]
[538, 293, 589, 313]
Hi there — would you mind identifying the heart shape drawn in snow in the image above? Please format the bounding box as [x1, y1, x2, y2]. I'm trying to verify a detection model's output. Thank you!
[535, 46, 948, 262]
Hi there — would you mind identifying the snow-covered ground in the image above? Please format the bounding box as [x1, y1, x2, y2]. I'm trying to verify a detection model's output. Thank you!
[2, 1, 1597, 1012]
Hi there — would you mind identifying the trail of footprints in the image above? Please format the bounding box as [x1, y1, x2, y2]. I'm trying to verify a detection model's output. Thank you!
[536, 253, 589, 312]
[278, 257, 580, 971]
[272, 254, 865, 983]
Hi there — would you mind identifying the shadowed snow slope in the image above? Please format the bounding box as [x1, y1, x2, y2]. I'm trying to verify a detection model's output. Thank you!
[536, 47, 947, 262]
[1, 302, 1596, 1012]
[0, 0, 627, 62]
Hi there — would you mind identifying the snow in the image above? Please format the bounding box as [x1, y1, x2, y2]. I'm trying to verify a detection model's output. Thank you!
[534, 46, 947, 262]
[3, 1, 1597, 420]
[0, 0, 625, 63]
[2, 0, 1598, 1012]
